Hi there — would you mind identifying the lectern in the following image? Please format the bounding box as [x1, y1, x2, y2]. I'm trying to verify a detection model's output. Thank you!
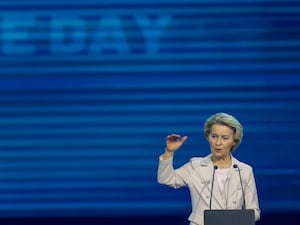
[204, 209, 255, 225]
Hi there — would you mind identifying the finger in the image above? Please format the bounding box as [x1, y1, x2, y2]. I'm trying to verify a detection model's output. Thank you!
[167, 134, 180, 142]
[180, 136, 188, 143]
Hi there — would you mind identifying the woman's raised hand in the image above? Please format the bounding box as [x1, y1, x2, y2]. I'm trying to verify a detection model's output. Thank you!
[165, 134, 188, 152]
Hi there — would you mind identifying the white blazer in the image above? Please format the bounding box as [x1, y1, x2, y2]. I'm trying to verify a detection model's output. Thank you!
[157, 154, 260, 225]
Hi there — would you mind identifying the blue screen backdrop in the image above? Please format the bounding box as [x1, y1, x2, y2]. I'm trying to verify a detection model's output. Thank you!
[0, 0, 299, 219]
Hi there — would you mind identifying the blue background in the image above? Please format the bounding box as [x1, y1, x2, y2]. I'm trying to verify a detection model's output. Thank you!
[0, 0, 299, 224]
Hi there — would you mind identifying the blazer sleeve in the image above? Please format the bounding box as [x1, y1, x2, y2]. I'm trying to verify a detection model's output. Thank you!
[157, 156, 192, 189]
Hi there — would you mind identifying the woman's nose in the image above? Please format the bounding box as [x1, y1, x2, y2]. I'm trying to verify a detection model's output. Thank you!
[216, 138, 222, 145]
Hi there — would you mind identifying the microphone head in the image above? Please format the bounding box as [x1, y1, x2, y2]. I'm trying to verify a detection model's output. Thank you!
[213, 165, 218, 170]
[233, 164, 238, 169]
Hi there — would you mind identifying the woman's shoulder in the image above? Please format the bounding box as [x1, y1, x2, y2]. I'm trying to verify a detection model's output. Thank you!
[232, 157, 253, 171]
[189, 154, 212, 168]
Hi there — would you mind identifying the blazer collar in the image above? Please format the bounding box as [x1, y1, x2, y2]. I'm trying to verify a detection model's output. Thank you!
[200, 153, 242, 170]
[199, 153, 214, 167]
[199, 153, 242, 209]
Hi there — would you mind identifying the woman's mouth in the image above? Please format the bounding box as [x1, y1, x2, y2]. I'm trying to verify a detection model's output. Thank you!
[215, 148, 222, 152]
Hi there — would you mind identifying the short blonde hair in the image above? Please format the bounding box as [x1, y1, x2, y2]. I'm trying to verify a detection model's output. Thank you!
[203, 112, 243, 152]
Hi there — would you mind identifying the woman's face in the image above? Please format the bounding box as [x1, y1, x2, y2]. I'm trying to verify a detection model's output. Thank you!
[208, 124, 236, 159]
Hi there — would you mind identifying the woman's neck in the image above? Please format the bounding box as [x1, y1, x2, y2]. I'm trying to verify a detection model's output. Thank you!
[211, 155, 232, 169]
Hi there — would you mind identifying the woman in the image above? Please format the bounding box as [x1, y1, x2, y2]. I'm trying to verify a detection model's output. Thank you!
[157, 112, 260, 225]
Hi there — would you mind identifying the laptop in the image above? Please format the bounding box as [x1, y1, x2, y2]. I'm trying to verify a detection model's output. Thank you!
[204, 209, 255, 225]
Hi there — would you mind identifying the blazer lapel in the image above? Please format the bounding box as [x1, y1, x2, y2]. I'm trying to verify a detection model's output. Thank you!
[226, 167, 238, 202]
[199, 155, 225, 209]
[227, 158, 242, 207]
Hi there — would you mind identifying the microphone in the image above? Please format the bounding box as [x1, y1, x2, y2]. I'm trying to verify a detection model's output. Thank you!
[209, 165, 218, 210]
[233, 164, 245, 209]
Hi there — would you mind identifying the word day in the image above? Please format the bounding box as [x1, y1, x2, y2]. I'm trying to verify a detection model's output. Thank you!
[0, 14, 172, 55]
